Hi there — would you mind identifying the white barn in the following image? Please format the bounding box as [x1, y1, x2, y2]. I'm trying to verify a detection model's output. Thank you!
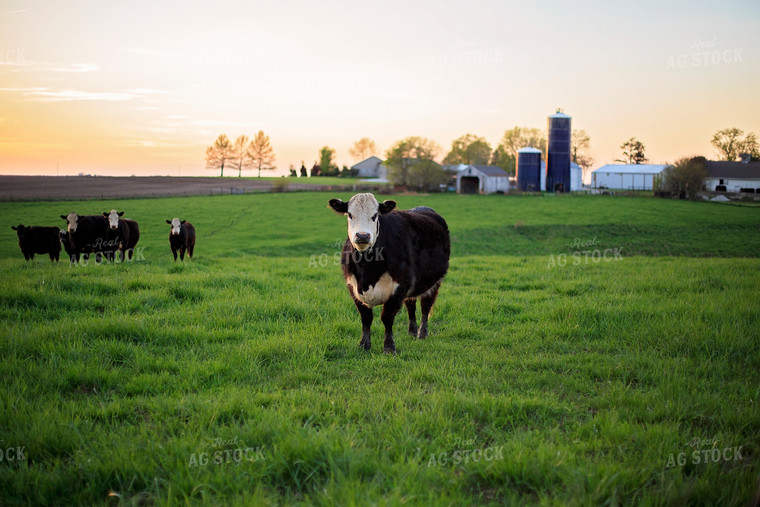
[351, 156, 387, 179]
[456, 165, 509, 194]
[592, 164, 668, 190]
[704, 159, 760, 193]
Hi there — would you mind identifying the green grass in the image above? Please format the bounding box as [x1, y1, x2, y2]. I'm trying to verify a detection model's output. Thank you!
[0, 193, 758, 505]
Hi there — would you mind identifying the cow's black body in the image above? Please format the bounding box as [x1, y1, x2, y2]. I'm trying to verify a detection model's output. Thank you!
[105, 218, 130, 261]
[11, 225, 61, 261]
[169, 221, 195, 261]
[61, 214, 109, 262]
[59, 230, 76, 263]
[339, 206, 450, 353]
[123, 219, 140, 260]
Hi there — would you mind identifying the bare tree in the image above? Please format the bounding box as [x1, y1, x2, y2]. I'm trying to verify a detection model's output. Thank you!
[349, 138, 379, 161]
[247, 131, 276, 178]
[711, 128, 759, 161]
[571, 129, 594, 182]
[615, 137, 648, 165]
[205, 134, 235, 177]
[230, 135, 253, 177]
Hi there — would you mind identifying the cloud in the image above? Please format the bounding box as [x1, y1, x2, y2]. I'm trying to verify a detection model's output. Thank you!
[0, 60, 99, 73]
[25, 89, 136, 102]
[122, 48, 176, 57]
[48, 63, 99, 73]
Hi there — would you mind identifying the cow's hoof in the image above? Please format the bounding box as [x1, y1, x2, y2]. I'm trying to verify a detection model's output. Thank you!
[408, 324, 418, 336]
[383, 347, 397, 355]
[359, 340, 370, 351]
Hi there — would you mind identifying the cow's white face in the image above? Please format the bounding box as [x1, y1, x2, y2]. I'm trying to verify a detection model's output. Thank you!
[62, 212, 79, 233]
[329, 193, 396, 252]
[105, 209, 124, 230]
[168, 218, 183, 235]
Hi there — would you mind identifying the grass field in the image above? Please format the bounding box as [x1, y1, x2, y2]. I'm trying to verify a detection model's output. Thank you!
[1, 193, 758, 505]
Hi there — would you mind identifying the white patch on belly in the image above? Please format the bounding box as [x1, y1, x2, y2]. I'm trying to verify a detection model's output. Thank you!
[347, 272, 399, 307]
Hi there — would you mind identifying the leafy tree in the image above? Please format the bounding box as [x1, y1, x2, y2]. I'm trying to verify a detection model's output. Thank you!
[616, 137, 648, 165]
[443, 134, 492, 165]
[490, 148, 515, 176]
[711, 128, 760, 161]
[205, 134, 235, 177]
[247, 130, 276, 178]
[349, 138, 379, 161]
[310, 162, 321, 177]
[319, 146, 337, 176]
[288, 164, 297, 177]
[230, 135, 253, 177]
[660, 156, 707, 199]
[407, 159, 448, 191]
[300, 162, 307, 178]
[493, 127, 546, 175]
[385, 136, 442, 187]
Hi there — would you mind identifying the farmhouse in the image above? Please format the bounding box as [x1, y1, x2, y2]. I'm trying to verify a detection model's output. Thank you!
[455, 164, 509, 194]
[704, 156, 760, 193]
[351, 156, 388, 180]
[592, 164, 668, 190]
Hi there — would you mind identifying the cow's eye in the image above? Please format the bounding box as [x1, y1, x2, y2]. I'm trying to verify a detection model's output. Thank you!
[371, 213, 378, 221]
[347, 213, 352, 219]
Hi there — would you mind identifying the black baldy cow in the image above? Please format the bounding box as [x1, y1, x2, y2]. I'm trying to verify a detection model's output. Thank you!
[59, 230, 76, 263]
[60, 212, 108, 262]
[166, 218, 195, 261]
[328, 193, 450, 353]
[102, 210, 139, 261]
[11, 225, 61, 261]
[103, 210, 129, 261]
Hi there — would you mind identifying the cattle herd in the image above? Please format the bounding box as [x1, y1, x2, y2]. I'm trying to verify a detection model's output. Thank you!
[10, 211, 195, 263]
[10, 193, 450, 353]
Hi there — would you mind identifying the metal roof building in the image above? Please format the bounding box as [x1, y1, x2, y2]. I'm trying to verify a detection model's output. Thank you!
[592, 164, 668, 190]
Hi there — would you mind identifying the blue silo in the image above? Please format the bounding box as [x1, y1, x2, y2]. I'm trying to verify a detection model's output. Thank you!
[516, 147, 542, 191]
[546, 109, 572, 192]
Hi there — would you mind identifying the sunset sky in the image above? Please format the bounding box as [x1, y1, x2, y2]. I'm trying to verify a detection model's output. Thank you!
[1, 0, 758, 176]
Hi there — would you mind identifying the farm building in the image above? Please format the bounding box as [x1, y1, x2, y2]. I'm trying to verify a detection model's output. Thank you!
[592, 164, 668, 190]
[455, 164, 509, 194]
[351, 156, 387, 179]
[704, 156, 760, 193]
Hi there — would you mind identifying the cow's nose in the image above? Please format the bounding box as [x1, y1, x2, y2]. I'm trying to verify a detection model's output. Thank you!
[355, 232, 371, 243]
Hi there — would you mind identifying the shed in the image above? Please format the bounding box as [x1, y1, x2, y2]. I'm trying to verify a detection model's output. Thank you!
[456, 165, 509, 194]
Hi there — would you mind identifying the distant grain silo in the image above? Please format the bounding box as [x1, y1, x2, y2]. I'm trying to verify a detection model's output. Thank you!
[546, 109, 572, 192]
[516, 147, 542, 192]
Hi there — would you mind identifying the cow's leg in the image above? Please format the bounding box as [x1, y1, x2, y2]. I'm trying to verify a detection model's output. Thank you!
[418, 284, 441, 340]
[188, 244, 194, 258]
[352, 296, 373, 351]
[180, 247, 186, 261]
[381, 295, 404, 354]
[172, 248, 178, 261]
[405, 298, 418, 336]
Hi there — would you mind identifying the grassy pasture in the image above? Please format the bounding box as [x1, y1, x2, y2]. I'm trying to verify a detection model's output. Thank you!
[0, 193, 758, 505]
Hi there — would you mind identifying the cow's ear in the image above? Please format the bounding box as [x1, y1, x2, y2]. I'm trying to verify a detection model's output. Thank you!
[118, 211, 124, 217]
[11, 226, 17, 230]
[378, 200, 397, 214]
[60, 215, 68, 220]
[328, 199, 348, 214]
[103, 212, 109, 217]
[180, 220, 186, 224]
[166, 220, 172, 225]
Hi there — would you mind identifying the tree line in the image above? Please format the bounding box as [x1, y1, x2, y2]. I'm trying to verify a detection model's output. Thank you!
[204, 126, 758, 194]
